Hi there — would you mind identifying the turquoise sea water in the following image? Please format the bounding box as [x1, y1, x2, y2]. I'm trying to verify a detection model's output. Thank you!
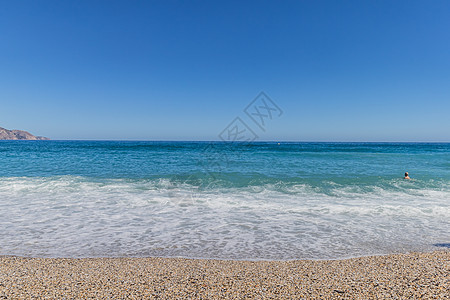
[0, 141, 449, 259]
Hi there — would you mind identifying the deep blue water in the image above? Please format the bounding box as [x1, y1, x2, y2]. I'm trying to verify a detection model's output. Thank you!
[0, 141, 449, 259]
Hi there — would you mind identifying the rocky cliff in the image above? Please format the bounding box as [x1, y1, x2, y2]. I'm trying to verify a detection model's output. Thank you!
[0, 127, 49, 140]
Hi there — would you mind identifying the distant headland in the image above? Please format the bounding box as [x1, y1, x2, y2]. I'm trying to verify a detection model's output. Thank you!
[0, 126, 49, 140]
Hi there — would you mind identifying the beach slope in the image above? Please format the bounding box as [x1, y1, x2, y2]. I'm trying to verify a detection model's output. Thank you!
[0, 251, 448, 299]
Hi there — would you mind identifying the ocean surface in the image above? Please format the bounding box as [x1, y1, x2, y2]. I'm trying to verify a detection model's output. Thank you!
[0, 141, 449, 260]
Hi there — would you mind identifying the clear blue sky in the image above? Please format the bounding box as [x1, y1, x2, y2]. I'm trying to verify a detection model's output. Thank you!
[1, 0, 449, 141]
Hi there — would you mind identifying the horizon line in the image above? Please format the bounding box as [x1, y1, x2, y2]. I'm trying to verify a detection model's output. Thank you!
[4, 139, 449, 143]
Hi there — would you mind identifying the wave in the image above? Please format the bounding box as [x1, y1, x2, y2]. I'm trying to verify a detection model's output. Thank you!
[0, 175, 448, 259]
[1, 174, 448, 195]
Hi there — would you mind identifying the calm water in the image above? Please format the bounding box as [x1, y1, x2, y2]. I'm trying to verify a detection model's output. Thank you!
[0, 141, 449, 259]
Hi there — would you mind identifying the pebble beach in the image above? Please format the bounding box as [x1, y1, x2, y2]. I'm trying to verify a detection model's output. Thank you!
[1, 250, 448, 299]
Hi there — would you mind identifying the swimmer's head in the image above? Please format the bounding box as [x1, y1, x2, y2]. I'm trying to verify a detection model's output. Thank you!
[405, 172, 409, 177]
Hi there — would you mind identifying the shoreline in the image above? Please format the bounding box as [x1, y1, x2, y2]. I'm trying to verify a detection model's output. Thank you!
[0, 246, 446, 261]
[1, 250, 448, 299]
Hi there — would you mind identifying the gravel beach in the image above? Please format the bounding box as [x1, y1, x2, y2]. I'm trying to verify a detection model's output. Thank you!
[1, 250, 448, 299]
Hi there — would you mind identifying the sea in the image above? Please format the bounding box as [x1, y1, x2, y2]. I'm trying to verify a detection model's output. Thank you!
[0, 141, 449, 260]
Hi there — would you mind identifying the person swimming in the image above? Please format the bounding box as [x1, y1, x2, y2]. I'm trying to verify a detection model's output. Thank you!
[404, 172, 411, 179]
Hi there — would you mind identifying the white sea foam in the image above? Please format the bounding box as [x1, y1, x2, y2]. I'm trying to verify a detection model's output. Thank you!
[0, 176, 449, 259]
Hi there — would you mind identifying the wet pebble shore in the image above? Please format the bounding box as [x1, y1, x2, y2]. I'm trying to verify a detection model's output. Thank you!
[1, 250, 448, 299]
